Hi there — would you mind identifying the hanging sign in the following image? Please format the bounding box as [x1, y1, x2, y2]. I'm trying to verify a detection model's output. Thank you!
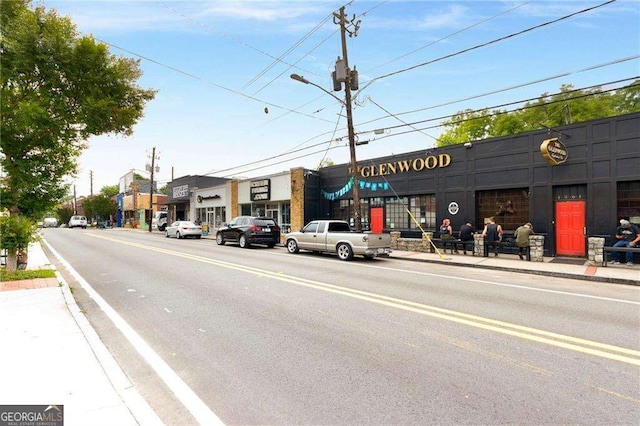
[540, 137, 568, 166]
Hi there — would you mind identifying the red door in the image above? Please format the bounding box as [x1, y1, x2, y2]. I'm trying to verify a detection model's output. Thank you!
[555, 201, 586, 256]
[371, 208, 384, 234]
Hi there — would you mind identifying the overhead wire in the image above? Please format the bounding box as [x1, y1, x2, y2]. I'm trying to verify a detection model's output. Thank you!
[357, 0, 618, 94]
[366, 0, 533, 73]
[202, 77, 638, 177]
[357, 55, 640, 128]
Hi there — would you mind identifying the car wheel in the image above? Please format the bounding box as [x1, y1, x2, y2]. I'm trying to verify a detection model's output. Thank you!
[176, 231, 181, 239]
[363, 254, 375, 260]
[267, 243, 275, 248]
[196, 235, 201, 239]
[239, 234, 249, 248]
[165, 230, 170, 238]
[286, 239, 299, 254]
[159, 224, 166, 231]
[337, 243, 354, 261]
[216, 233, 225, 245]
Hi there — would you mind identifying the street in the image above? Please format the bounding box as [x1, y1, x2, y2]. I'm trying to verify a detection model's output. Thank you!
[41, 227, 640, 425]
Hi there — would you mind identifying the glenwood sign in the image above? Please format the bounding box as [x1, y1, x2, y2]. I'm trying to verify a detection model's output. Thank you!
[349, 153, 452, 178]
[540, 137, 568, 166]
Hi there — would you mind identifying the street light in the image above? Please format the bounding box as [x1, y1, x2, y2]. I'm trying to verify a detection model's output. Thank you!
[290, 73, 362, 232]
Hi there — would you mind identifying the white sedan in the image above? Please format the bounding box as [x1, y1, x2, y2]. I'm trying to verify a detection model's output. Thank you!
[165, 221, 202, 239]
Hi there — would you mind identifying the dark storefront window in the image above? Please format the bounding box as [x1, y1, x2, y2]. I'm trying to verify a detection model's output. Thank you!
[385, 197, 409, 229]
[409, 195, 436, 229]
[618, 180, 640, 226]
[476, 188, 530, 231]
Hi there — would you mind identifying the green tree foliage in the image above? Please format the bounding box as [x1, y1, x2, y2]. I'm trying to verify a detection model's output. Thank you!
[57, 207, 73, 225]
[83, 194, 117, 223]
[438, 81, 640, 146]
[0, 215, 39, 272]
[100, 185, 120, 197]
[0, 0, 156, 219]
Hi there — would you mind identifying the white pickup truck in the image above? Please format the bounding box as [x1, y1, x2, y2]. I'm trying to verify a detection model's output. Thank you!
[284, 220, 392, 261]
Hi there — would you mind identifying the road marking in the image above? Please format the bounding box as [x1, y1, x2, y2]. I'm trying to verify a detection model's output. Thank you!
[86, 233, 640, 366]
[44, 239, 225, 426]
[164, 307, 173, 314]
[271, 251, 640, 305]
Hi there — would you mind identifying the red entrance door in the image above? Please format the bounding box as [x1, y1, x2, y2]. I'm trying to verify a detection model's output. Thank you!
[555, 201, 586, 256]
[371, 208, 384, 234]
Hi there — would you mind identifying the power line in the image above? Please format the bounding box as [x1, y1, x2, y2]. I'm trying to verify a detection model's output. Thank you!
[366, 0, 533, 73]
[358, 55, 640, 128]
[360, 0, 617, 91]
[203, 78, 638, 177]
[94, 38, 335, 125]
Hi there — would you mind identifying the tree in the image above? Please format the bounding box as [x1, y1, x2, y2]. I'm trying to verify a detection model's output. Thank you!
[437, 80, 640, 146]
[0, 0, 156, 219]
[0, 215, 39, 272]
[83, 194, 117, 224]
[100, 185, 120, 198]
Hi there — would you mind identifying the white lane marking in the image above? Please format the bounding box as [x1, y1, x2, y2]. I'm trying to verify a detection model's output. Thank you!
[128, 289, 136, 293]
[270, 251, 640, 305]
[44, 239, 225, 426]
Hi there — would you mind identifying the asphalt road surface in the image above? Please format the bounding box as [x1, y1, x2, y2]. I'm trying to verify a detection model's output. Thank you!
[41, 227, 640, 425]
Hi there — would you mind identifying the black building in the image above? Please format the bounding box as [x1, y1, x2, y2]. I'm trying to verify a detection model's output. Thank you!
[315, 113, 640, 257]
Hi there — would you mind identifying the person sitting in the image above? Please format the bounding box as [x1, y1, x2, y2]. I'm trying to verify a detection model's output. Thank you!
[440, 218, 457, 253]
[611, 219, 640, 266]
[482, 217, 503, 257]
[458, 221, 475, 254]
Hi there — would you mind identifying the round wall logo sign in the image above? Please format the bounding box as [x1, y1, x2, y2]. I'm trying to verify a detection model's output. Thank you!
[448, 202, 459, 215]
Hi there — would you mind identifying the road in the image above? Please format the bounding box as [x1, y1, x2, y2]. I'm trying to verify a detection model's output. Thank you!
[41, 227, 640, 425]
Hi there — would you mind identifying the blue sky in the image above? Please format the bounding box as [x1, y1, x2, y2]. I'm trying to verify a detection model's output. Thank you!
[41, 0, 640, 196]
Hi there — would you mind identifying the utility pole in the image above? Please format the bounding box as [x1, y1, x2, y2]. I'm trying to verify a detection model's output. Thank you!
[73, 184, 77, 214]
[148, 147, 158, 233]
[89, 170, 93, 197]
[334, 6, 362, 232]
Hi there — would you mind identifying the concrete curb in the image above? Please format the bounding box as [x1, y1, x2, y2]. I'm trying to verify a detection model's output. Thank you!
[391, 254, 640, 286]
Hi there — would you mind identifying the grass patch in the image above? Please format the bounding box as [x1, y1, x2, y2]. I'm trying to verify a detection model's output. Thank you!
[0, 268, 56, 282]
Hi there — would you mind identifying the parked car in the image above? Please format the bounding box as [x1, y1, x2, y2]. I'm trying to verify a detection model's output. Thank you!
[165, 221, 202, 239]
[68, 215, 87, 229]
[285, 220, 392, 261]
[43, 217, 58, 228]
[152, 211, 168, 231]
[216, 216, 280, 248]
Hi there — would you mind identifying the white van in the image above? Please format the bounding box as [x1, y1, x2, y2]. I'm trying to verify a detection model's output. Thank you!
[152, 211, 168, 231]
[68, 215, 87, 229]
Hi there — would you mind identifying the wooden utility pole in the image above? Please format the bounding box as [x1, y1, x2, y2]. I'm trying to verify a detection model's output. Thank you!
[334, 6, 362, 232]
[148, 147, 157, 233]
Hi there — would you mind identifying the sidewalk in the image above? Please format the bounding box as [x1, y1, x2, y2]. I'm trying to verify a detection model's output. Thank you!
[0, 242, 162, 426]
[386, 249, 640, 285]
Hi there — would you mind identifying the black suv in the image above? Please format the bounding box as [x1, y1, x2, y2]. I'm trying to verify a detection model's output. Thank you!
[216, 216, 280, 248]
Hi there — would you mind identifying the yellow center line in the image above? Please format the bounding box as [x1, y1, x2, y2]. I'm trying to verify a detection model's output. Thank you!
[87, 233, 640, 366]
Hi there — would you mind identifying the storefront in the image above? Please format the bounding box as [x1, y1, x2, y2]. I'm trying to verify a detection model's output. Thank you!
[166, 176, 230, 223]
[237, 171, 293, 233]
[193, 183, 230, 232]
[314, 113, 640, 257]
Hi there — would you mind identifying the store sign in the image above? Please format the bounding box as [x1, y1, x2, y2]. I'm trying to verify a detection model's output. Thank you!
[349, 154, 451, 178]
[173, 184, 189, 198]
[540, 138, 568, 166]
[448, 202, 459, 215]
[250, 179, 271, 201]
[196, 195, 221, 203]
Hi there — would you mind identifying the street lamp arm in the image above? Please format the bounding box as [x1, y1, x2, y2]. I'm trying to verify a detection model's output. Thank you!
[290, 74, 345, 105]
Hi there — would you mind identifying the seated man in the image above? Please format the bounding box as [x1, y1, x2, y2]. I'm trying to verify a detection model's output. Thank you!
[611, 219, 640, 266]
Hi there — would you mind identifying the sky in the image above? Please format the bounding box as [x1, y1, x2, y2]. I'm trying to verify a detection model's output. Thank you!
[40, 0, 640, 197]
